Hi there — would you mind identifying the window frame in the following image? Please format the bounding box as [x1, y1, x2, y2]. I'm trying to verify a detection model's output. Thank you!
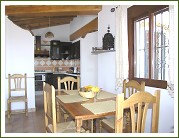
[128, 5, 169, 89]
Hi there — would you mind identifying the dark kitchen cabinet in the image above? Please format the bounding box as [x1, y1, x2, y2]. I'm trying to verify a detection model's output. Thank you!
[50, 40, 61, 59]
[46, 73, 65, 89]
[52, 74, 65, 89]
[45, 73, 53, 85]
[75, 41, 80, 59]
[69, 40, 80, 59]
[69, 43, 75, 59]
[35, 81, 43, 91]
[50, 40, 72, 60]
[45, 73, 79, 89]
[50, 40, 80, 60]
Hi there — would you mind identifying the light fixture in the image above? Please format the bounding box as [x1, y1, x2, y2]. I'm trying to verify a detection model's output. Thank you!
[45, 16, 54, 41]
[45, 31, 54, 38]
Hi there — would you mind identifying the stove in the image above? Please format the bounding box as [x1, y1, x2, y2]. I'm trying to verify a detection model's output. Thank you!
[35, 70, 46, 91]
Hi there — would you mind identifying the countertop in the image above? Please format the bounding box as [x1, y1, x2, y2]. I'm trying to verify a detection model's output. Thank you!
[34, 71, 80, 76]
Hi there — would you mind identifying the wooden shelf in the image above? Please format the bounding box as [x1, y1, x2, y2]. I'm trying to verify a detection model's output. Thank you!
[91, 50, 115, 54]
[34, 50, 49, 57]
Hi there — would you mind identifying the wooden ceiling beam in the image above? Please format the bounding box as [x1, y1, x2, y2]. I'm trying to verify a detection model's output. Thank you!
[5, 5, 102, 17]
[6, 5, 102, 31]
[13, 16, 75, 26]
[70, 17, 98, 41]
[8, 16, 76, 22]
[21, 20, 71, 30]
[7, 12, 79, 18]
[25, 25, 34, 36]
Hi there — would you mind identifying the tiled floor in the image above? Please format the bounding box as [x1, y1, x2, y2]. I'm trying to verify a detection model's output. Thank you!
[5, 94, 108, 133]
[5, 95, 46, 133]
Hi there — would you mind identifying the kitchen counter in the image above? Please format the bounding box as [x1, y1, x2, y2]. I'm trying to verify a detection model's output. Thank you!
[35, 71, 80, 77]
[63, 72, 80, 77]
[35, 71, 80, 89]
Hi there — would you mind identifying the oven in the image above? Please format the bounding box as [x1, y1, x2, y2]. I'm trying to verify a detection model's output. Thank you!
[35, 74, 46, 81]
[35, 72, 46, 92]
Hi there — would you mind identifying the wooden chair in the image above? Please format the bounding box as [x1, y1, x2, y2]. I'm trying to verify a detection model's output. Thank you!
[123, 79, 145, 98]
[99, 79, 145, 133]
[115, 90, 160, 133]
[7, 74, 28, 118]
[58, 76, 80, 91]
[57, 76, 80, 122]
[43, 82, 86, 133]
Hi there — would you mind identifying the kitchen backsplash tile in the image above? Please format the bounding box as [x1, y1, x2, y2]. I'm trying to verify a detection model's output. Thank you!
[34, 57, 80, 72]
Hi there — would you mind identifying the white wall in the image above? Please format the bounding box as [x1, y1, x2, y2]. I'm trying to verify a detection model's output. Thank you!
[69, 5, 175, 133]
[98, 52, 116, 93]
[32, 24, 70, 42]
[70, 15, 98, 87]
[2, 3, 175, 134]
[33, 15, 97, 44]
[98, 5, 116, 47]
[144, 87, 174, 133]
[32, 24, 71, 51]
[97, 5, 174, 133]
[98, 5, 116, 93]
[70, 15, 97, 34]
[5, 17, 35, 111]
[80, 32, 98, 87]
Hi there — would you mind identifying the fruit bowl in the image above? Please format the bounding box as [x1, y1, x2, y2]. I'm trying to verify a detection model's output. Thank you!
[79, 85, 100, 99]
[79, 91, 96, 99]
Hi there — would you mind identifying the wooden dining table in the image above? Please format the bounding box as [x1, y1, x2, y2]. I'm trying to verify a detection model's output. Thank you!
[55, 90, 116, 133]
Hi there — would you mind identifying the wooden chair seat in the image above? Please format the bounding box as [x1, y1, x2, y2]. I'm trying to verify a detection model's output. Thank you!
[102, 117, 115, 129]
[8, 96, 27, 101]
[10, 88, 26, 91]
[47, 121, 86, 133]
[100, 117, 128, 133]
[100, 117, 115, 133]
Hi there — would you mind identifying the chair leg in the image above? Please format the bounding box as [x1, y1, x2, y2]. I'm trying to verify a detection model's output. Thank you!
[125, 111, 131, 133]
[91, 119, 94, 133]
[7, 100, 11, 118]
[64, 113, 69, 122]
[25, 101, 28, 116]
[84, 120, 89, 131]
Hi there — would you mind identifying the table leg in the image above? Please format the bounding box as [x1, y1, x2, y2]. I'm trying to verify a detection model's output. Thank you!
[56, 101, 61, 123]
[76, 119, 82, 133]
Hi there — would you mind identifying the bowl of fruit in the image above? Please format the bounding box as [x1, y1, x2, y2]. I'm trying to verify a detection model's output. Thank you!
[79, 85, 100, 99]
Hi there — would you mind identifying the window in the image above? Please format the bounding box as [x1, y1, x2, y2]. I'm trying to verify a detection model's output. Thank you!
[128, 5, 169, 88]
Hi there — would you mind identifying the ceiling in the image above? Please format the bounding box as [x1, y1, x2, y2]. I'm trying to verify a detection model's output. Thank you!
[5, 5, 102, 34]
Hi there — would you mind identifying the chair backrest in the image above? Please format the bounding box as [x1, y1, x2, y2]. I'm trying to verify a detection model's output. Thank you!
[58, 76, 80, 90]
[115, 90, 160, 133]
[8, 73, 27, 98]
[123, 79, 145, 98]
[43, 82, 57, 133]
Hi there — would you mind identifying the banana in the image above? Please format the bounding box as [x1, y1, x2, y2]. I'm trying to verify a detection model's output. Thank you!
[82, 85, 100, 92]
[91, 87, 100, 92]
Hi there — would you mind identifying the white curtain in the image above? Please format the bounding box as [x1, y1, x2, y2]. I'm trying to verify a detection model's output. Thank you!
[167, 5, 175, 98]
[115, 6, 129, 90]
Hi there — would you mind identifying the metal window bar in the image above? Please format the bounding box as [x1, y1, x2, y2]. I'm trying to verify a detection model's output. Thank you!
[144, 19, 149, 78]
[154, 11, 169, 80]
